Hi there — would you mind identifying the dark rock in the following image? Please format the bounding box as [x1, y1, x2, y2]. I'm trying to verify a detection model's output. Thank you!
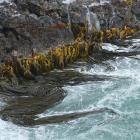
[132, 1, 140, 21]
[0, 0, 139, 60]
[0, 69, 113, 126]
[0, 0, 74, 59]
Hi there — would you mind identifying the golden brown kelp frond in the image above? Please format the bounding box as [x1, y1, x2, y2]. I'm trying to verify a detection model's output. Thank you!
[51, 47, 65, 69]
[91, 30, 104, 43]
[102, 26, 135, 41]
[89, 26, 135, 44]
[2, 64, 15, 79]
[0, 63, 18, 85]
[0, 37, 93, 82]
[124, 0, 133, 6]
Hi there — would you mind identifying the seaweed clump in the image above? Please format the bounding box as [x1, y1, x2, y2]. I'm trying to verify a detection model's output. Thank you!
[103, 26, 135, 41]
[0, 24, 139, 83]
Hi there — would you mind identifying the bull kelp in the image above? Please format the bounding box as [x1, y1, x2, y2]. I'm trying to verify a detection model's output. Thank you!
[0, 24, 139, 83]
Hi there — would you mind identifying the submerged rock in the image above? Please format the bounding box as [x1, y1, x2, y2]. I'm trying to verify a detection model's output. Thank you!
[0, 69, 114, 126]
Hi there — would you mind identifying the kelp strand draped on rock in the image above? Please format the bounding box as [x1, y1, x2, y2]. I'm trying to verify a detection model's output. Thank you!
[0, 24, 139, 83]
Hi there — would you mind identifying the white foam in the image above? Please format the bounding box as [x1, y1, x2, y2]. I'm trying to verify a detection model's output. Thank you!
[62, 0, 76, 4]
[0, 0, 9, 3]
[89, 0, 110, 7]
[102, 43, 119, 51]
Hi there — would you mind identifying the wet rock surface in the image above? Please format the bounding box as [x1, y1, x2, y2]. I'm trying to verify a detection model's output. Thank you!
[0, 0, 139, 60]
[0, 69, 114, 126]
[0, 0, 74, 60]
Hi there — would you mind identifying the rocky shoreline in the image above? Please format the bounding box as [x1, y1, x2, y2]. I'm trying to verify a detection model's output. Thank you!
[0, 0, 139, 83]
[0, 0, 140, 126]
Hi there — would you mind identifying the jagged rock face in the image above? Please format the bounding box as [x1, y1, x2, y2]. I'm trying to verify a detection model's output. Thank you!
[0, 0, 140, 61]
[132, 1, 140, 21]
[13, 0, 65, 17]
[72, 0, 137, 29]
[0, 2, 19, 22]
[60, 0, 138, 30]
[3, 15, 73, 49]
[0, 0, 74, 60]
